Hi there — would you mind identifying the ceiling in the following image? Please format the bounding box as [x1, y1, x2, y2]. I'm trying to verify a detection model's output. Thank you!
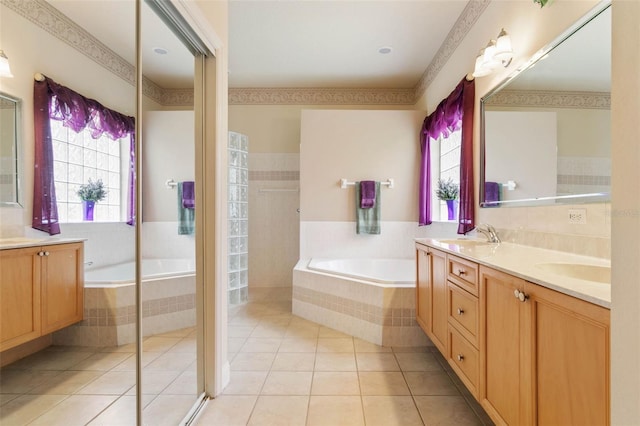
[45, 0, 468, 91]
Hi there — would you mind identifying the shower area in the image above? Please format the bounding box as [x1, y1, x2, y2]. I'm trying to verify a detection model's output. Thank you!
[228, 131, 249, 304]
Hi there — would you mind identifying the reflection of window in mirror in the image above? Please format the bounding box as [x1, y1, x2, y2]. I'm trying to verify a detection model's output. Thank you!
[52, 121, 127, 223]
[434, 129, 461, 221]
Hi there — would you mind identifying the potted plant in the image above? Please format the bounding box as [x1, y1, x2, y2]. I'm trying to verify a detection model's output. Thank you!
[76, 178, 107, 221]
[436, 177, 459, 220]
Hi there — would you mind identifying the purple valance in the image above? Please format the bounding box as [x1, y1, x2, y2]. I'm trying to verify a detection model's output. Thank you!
[33, 76, 136, 235]
[419, 77, 475, 234]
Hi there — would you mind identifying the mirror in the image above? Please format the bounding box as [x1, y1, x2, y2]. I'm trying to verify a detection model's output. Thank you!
[0, 92, 21, 207]
[480, 3, 611, 207]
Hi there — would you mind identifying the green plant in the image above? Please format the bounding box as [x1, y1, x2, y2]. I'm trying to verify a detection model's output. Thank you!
[76, 178, 107, 202]
[436, 178, 459, 200]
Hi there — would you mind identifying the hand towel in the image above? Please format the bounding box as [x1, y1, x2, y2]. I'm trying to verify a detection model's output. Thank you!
[484, 181, 501, 207]
[359, 180, 376, 209]
[182, 181, 195, 208]
[178, 182, 195, 235]
[356, 181, 381, 235]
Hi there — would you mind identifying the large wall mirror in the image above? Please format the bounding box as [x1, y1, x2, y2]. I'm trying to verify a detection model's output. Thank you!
[480, 2, 611, 207]
[0, 92, 21, 207]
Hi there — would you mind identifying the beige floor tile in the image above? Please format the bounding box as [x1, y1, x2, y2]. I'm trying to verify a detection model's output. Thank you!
[317, 338, 355, 353]
[311, 372, 361, 395]
[404, 371, 460, 396]
[10, 350, 94, 371]
[28, 394, 118, 426]
[167, 338, 196, 353]
[362, 396, 423, 426]
[414, 395, 483, 425]
[359, 372, 410, 396]
[101, 343, 137, 353]
[395, 352, 443, 372]
[261, 371, 313, 395]
[318, 327, 351, 338]
[162, 370, 198, 395]
[271, 352, 316, 371]
[247, 395, 309, 426]
[231, 352, 276, 371]
[142, 337, 181, 352]
[125, 370, 181, 395]
[240, 337, 283, 353]
[69, 352, 133, 371]
[142, 394, 198, 426]
[155, 327, 195, 338]
[356, 353, 400, 371]
[0, 393, 20, 407]
[228, 325, 257, 338]
[27, 370, 103, 395]
[75, 371, 136, 395]
[224, 371, 268, 395]
[228, 316, 261, 327]
[314, 353, 357, 372]
[285, 324, 320, 339]
[391, 346, 431, 353]
[354, 338, 392, 353]
[307, 395, 365, 426]
[228, 337, 248, 353]
[278, 337, 317, 353]
[0, 370, 61, 394]
[110, 351, 162, 371]
[0, 394, 67, 425]
[87, 395, 136, 425]
[194, 395, 257, 426]
[250, 324, 288, 338]
[144, 351, 196, 371]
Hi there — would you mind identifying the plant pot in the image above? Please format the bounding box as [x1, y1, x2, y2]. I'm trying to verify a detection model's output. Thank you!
[82, 200, 95, 221]
[446, 199, 458, 220]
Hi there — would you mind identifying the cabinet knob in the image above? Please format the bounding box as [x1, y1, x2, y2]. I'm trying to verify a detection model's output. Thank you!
[44, 251, 49, 256]
[457, 269, 466, 276]
[457, 308, 465, 315]
[38, 251, 44, 257]
[457, 354, 464, 362]
[514, 289, 520, 299]
[518, 291, 529, 303]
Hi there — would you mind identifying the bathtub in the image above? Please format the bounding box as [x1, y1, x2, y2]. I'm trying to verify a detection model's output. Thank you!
[53, 258, 196, 347]
[293, 258, 430, 347]
[85, 258, 196, 287]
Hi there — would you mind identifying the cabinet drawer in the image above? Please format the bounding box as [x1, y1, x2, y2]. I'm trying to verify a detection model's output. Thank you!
[448, 326, 479, 397]
[447, 283, 479, 348]
[448, 255, 479, 296]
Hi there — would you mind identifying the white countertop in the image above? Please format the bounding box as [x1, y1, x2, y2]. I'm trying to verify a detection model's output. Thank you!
[0, 237, 86, 250]
[415, 237, 611, 308]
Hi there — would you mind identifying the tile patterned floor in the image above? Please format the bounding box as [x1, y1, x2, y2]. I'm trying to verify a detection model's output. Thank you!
[0, 300, 493, 425]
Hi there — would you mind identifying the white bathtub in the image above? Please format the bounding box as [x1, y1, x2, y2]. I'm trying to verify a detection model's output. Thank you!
[307, 258, 415, 286]
[293, 258, 429, 347]
[85, 258, 196, 287]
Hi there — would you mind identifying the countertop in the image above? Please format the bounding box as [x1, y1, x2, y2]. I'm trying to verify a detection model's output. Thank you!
[0, 237, 87, 250]
[415, 237, 611, 308]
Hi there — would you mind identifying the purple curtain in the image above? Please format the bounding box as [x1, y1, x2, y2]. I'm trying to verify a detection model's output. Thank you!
[33, 76, 136, 234]
[418, 77, 475, 234]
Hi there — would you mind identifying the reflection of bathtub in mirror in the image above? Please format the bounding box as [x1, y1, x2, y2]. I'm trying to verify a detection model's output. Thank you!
[0, 92, 21, 207]
[480, 3, 611, 207]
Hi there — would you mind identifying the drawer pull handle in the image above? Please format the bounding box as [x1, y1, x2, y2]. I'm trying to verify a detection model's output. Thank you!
[457, 354, 464, 362]
[513, 290, 529, 302]
[456, 269, 466, 276]
[457, 308, 465, 315]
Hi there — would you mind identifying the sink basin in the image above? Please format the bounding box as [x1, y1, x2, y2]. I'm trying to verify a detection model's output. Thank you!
[437, 239, 491, 247]
[535, 262, 611, 284]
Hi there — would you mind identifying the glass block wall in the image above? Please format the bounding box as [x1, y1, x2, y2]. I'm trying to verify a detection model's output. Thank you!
[228, 132, 249, 304]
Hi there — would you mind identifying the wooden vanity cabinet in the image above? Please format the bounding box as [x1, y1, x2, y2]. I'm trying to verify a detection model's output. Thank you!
[480, 265, 610, 426]
[416, 244, 448, 354]
[0, 242, 84, 352]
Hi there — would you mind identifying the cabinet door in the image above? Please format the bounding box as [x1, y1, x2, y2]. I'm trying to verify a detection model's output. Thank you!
[480, 266, 531, 426]
[429, 248, 448, 354]
[0, 247, 41, 351]
[526, 282, 610, 426]
[416, 246, 430, 333]
[41, 243, 84, 334]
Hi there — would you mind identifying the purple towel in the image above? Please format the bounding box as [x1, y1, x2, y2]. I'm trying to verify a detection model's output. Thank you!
[182, 181, 195, 209]
[484, 181, 500, 207]
[360, 180, 376, 209]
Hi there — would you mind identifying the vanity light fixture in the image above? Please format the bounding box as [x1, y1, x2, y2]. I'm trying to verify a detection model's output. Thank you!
[472, 28, 514, 78]
[0, 50, 14, 78]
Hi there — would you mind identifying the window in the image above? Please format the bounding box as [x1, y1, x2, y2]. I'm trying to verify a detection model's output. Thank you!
[51, 120, 126, 223]
[434, 128, 461, 221]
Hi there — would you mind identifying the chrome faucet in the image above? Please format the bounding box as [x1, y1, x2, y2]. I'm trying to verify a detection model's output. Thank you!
[476, 223, 501, 243]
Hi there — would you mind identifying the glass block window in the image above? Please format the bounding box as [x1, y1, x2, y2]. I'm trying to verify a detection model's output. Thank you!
[51, 119, 124, 222]
[438, 128, 461, 221]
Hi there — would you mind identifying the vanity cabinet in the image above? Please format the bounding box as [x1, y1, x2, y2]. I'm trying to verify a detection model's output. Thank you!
[0, 242, 84, 352]
[480, 265, 610, 426]
[416, 245, 448, 353]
